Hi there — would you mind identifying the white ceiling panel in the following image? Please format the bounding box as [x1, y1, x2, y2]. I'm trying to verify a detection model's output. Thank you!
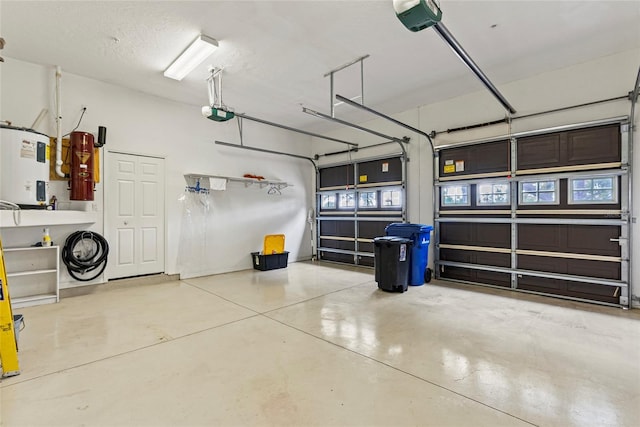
[1, 1, 639, 132]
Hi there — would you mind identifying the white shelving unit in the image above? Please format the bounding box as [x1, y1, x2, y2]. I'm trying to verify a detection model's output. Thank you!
[0, 210, 99, 228]
[3, 245, 60, 309]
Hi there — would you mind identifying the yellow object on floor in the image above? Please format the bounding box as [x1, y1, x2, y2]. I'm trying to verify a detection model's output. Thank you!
[263, 234, 285, 254]
[0, 236, 20, 377]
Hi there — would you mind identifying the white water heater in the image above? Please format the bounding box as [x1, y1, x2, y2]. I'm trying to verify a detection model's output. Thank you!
[0, 126, 50, 207]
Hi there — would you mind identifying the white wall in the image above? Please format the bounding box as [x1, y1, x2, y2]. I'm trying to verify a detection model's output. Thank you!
[312, 48, 640, 306]
[1, 58, 314, 287]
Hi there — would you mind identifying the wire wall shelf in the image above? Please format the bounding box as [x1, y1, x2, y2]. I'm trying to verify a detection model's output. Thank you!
[184, 174, 292, 195]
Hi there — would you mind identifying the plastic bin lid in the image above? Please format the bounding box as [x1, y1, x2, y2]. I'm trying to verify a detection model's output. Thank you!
[385, 223, 433, 232]
[263, 234, 285, 254]
[374, 236, 412, 244]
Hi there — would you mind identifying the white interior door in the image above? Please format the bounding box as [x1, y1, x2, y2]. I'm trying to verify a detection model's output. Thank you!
[106, 152, 165, 279]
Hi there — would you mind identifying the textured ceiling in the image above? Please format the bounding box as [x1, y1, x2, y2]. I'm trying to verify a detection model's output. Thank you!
[1, 1, 639, 133]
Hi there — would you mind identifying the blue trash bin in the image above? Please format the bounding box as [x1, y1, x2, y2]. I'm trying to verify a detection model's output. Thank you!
[385, 223, 433, 286]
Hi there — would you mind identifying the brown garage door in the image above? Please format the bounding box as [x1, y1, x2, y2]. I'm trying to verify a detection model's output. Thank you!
[435, 120, 630, 307]
[317, 156, 405, 266]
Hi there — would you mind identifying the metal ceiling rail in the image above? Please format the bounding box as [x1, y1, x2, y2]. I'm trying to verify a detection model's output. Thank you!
[323, 55, 371, 77]
[214, 140, 318, 172]
[315, 140, 405, 160]
[234, 112, 358, 148]
[335, 94, 435, 154]
[435, 95, 629, 136]
[432, 22, 517, 115]
[301, 107, 407, 143]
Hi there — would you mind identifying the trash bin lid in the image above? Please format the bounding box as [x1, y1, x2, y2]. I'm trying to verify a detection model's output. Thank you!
[374, 236, 412, 245]
[385, 223, 433, 234]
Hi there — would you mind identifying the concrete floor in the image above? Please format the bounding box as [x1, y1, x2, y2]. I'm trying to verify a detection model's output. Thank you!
[1, 261, 639, 426]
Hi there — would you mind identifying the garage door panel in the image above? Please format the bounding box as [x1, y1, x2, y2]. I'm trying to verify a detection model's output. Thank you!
[358, 158, 402, 184]
[360, 257, 374, 267]
[319, 240, 355, 251]
[439, 140, 509, 177]
[441, 249, 509, 268]
[518, 276, 567, 292]
[441, 266, 474, 281]
[566, 126, 620, 164]
[358, 221, 389, 239]
[518, 224, 561, 251]
[519, 224, 621, 257]
[519, 255, 620, 280]
[566, 226, 621, 257]
[476, 270, 511, 287]
[439, 148, 469, 177]
[517, 134, 561, 169]
[359, 241, 374, 254]
[518, 255, 566, 275]
[475, 252, 511, 268]
[337, 221, 355, 237]
[566, 259, 620, 280]
[440, 248, 471, 263]
[566, 282, 620, 299]
[517, 124, 620, 171]
[320, 252, 354, 264]
[319, 221, 337, 236]
[440, 223, 510, 248]
[472, 141, 510, 173]
[319, 164, 354, 188]
[440, 223, 472, 245]
[318, 220, 355, 237]
[440, 265, 510, 288]
[476, 224, 511, 248]
[520, 277, 619, 304]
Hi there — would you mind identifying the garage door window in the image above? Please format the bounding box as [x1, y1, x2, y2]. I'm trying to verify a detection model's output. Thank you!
[321, 194, 336, 209]
[569, 176, 617, 204]
[477, 181, 510, 206]
[381, 189, 402, 207]
[339, 193, 355, 209]
[359, 191, 377, 208]
[519, 179, 558, 205]
[441, 184, 470, 207]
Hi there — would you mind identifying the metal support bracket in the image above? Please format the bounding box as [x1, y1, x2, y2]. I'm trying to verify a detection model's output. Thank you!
[324, 55, 369, 118]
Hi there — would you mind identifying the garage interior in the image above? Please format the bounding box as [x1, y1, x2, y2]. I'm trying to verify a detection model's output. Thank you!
[1, 1, 639, 426]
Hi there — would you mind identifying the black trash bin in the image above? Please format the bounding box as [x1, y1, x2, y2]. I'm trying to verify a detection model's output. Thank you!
[374, 236, 412, 293]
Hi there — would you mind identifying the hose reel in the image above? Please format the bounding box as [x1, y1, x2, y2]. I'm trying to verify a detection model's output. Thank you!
[62, 231, 109, 282]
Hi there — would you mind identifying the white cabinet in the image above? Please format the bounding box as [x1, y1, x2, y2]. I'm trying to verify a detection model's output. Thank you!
[3, 246, 59, 309]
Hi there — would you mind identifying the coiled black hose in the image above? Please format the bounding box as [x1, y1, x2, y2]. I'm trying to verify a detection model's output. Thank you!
[62, 231, 109, 282]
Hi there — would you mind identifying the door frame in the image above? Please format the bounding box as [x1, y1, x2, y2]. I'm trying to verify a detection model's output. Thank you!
[104, 150, 167, 280]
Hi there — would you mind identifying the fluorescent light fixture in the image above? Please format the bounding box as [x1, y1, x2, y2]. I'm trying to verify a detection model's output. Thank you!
[164, 35, 218, 81]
